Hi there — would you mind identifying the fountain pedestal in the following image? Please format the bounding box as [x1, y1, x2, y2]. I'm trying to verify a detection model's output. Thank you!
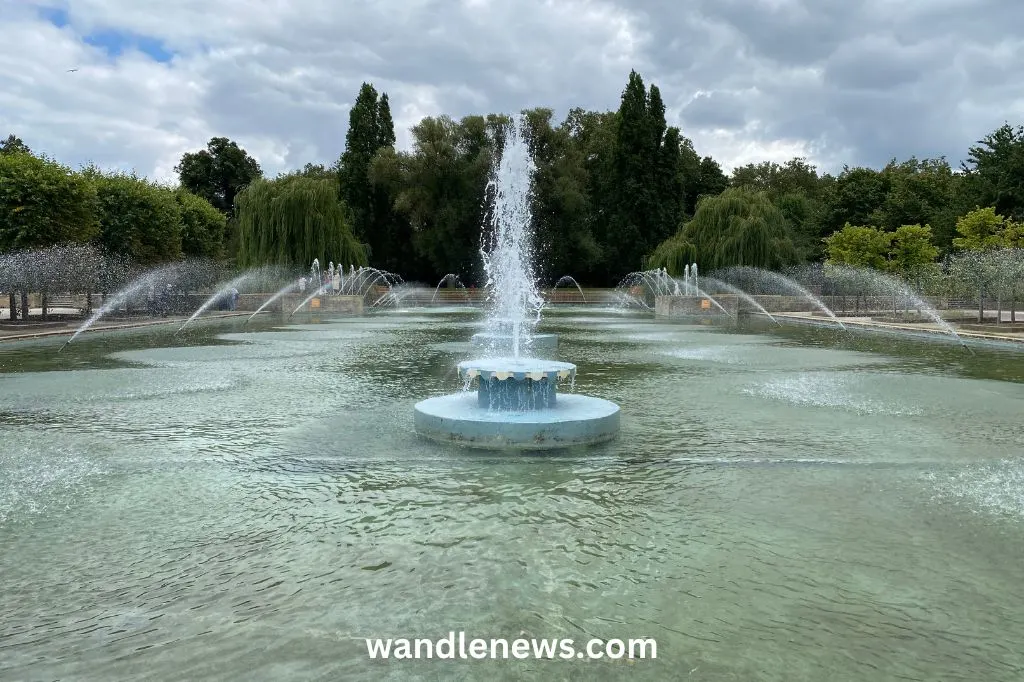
[414, 358, 619, 450]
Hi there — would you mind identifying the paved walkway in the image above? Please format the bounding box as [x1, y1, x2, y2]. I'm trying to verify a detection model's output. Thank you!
[0, 312, 252, 343]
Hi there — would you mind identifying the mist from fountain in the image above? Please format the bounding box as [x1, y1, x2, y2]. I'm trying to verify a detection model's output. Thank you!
[289, 283, 329, 317]
[177, 270, 261, 334]
[700, 276, 781, 325]
[815, 264, 967, 347]
[342, 267, 403, 297]
[245, 280, 298, 324]
[62, 262, 183, 348]
[720, 266, 846, 330]
[614, 270, 675, 308]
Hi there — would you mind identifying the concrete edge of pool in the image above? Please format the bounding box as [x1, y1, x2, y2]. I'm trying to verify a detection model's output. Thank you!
[413, 392, 621, 450]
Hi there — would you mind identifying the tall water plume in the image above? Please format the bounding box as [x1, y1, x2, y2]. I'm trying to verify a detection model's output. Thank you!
[479, 119, 543, 358]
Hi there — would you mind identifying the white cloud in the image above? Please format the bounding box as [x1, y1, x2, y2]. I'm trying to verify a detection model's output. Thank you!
[1, 0, 1022, 183]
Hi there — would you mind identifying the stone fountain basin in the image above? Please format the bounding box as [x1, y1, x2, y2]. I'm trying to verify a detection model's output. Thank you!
[413, 392, 620, 450]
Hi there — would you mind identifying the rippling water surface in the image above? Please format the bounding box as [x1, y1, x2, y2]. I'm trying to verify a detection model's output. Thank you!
[2, 308, 1024, 681]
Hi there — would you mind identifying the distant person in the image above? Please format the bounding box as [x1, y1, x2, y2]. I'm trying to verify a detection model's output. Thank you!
[299, 276, 307, 293]
[332, 270, 341, 294]
[230, 288, 239, 311]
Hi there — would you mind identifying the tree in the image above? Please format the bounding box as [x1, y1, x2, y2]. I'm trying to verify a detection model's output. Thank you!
[176, 190, 226, 259]
[823, 224, 892, 269]
[235, 174, 367, 269]
[338, 83, 381, 241]
[604, 71, 682, 280]
[0, 152, 99, 251]
[175, 137, 262, 215]
[962, 123, 1024, 221]
[521, 108, 601, 280]
[564, 107, 617, 282]
[730, 158, 822, 198]
[338, 84, 406, 271]
[872, 158, 961, 250]
[646, 233, 697, 276]
[90, 171, 182, 264]
[888, 224, 939, 278]
[369, 115, 496, 280]
[819, 166, 890, 234]
[952, 207, 1013, 251]
[650, 187, 797, 272]
[1, 134, 31, 156]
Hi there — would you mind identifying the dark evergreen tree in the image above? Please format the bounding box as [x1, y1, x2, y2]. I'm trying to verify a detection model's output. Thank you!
[338, 83, 382, 242]
[339, 84, 409, 272]
[0, 134, 31, 156]
[601, 72, 689, 281]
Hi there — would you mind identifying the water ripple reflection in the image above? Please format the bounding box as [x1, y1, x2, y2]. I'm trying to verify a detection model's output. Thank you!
[1, 311, 1024, 680]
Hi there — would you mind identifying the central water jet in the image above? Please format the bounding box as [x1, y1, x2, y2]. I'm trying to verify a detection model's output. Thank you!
[414, 118, 619, 449]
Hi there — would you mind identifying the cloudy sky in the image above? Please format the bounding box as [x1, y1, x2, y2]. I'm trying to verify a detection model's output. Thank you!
[2, 0, 1022, 183]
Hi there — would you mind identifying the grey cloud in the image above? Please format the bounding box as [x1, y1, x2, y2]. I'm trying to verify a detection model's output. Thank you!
[679, 91, 749, 129]
[633, 0, 1024, 169]
[4, 0, 1024, 179]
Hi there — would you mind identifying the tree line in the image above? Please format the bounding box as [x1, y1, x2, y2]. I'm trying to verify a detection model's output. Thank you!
[3, 69, 1024, 287]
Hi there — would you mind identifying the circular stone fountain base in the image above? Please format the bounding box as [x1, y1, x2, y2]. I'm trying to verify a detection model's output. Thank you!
[414, 392, 619, 450]
[469, 332, 558, 350]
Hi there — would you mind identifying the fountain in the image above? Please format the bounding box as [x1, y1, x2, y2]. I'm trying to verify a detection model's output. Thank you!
[414, 119, 619, 449]
[551, 275, 587, 303]
[245, 280, 298, 324]
[700, 276, 781, 325]
[63, 261, 182, 347]
[176, 270, 258, 334]
[430, 274, 470, 304]
[721, 266, 845, 330]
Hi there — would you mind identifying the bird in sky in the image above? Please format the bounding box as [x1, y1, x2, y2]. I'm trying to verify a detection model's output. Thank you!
[67, 68, 78, 72]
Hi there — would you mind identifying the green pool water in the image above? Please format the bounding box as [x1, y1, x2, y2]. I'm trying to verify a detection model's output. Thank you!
[2, 308, 1023, 681]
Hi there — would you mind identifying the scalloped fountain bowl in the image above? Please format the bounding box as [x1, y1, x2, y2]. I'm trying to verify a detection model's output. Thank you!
[413, 357, 620, 450]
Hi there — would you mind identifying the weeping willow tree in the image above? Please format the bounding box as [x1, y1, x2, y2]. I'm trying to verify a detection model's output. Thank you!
[234, 175, 368, 268]
[646, 233, 697, 275]
[648, 187, 797, 274]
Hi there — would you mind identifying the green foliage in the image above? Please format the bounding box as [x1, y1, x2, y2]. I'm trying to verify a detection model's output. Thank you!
[339, 84, 404, 271]
[888, 224, 939, 276]
[175, 137, 262, 215]
[731, 158, 822, 198]
[824, 222, 939, 275]
[873, 158, 962, 248]
[11, 75, 1024, 290]
[1, 134, 31, 156]
[646, 233, 697, 276]
[176, 190, 226, 258]
[820, 166, 890, 233]
[0, 152, 99, 251]
[369, 114, 496, 279]
[824, 224, 893, 269]
[91, 171, 182, 264]
[604, 71, 683, 279]
[952, 207, 1015, 250]
[235, 174, 367, 269]
[652, 187, 797, 271]
[962, 123, 1024, 221]
[522, 108, 601, 279]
